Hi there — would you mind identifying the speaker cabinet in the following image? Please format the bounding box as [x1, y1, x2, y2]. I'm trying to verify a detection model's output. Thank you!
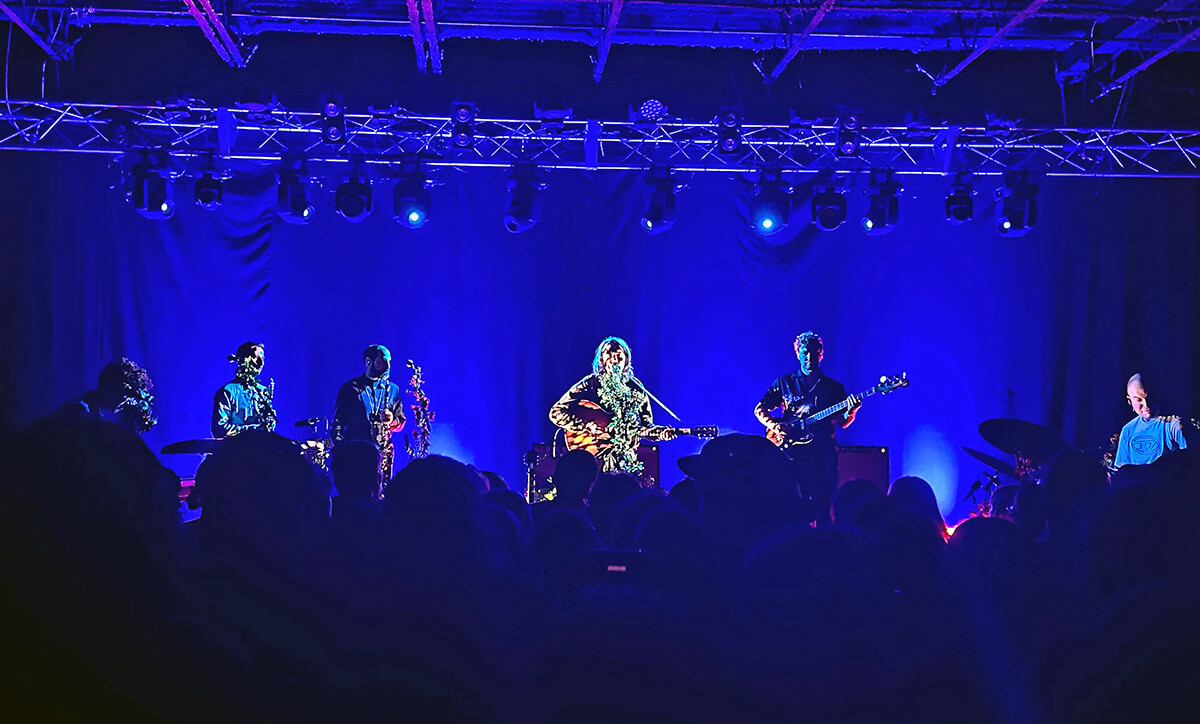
[837, 444, 889, 493]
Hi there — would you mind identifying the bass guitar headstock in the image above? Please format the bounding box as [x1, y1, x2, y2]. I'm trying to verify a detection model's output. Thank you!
[688, 426, 719, 439]
[878, 372, 909, 394]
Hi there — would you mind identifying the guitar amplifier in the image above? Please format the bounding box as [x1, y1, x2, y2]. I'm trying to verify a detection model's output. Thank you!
[837, 444, 889, 493]
[525, 442, 661, 503]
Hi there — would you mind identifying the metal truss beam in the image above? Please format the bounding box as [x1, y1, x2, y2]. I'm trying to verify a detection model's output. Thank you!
[421, 0, 442, 75]
[57, 5, 1200, 54]
[1096, 22, 1200, 99]
[593, 0, 625, 83]
[181, 0, 245, 67]
[0, 1, 75, 60]
[405, 0, 426, 73]
[1, 100, 1199, 179]
[765, 0, 836, 84]
[933, 0, 1052, 90]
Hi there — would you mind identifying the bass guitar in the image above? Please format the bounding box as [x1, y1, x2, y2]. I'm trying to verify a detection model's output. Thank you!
[766, 373, 909, 449]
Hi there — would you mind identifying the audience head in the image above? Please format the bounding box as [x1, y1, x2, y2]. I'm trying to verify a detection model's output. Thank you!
[195, 431, 330, 562]
[585, 472, 642, 544]
[667, 478, 701, 517]
[482, 488, 533, 536]
[554, 449, 600, 505]
[832, 478, 883, 524]
[888, 476, 946, 538]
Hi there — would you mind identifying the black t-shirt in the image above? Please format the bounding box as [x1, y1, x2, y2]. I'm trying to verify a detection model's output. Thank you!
[758, 370, 848, 450]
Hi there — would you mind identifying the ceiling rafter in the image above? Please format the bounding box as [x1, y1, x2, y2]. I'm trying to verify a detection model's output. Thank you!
[593, 0, 625, 83]
[181, 0, 245, 67]
[0, 1, 74, 60]
[765, 0, 837, 84]
[1096, 21, 1200, 98]
[933, 0, 1053, 90]
[406, 0, 427, 73]
[421, 0, 442, 74]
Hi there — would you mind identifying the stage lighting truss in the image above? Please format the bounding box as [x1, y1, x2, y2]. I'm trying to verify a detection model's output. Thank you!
[3, 100, 1200, 179]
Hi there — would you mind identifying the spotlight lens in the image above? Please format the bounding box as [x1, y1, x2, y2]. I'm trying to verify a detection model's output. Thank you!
[761, 218, 773, 230]
[161, 201, 171, 213]
[1002, 220, 1012, 230]
[408, 211, 421, 224]
[642, 218, 653, 231]
[863, 218, 874, 230]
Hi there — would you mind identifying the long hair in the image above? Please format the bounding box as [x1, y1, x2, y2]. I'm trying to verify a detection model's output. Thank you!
[97, 357, 153, 397]
[592, 336, 633, 378]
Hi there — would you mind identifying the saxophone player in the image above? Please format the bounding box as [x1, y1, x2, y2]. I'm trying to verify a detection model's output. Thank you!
[331, 344, 407, 453]
[211, 341, 277, 438]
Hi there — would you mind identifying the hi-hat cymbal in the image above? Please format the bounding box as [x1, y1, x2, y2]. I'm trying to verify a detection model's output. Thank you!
[979, 418, 1065, 461]
[962, 446, 1021, 481]
[161, 439, 224, 455]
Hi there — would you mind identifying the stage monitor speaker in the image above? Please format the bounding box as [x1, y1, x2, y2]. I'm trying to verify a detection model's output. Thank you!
[837, 444, 889, 494]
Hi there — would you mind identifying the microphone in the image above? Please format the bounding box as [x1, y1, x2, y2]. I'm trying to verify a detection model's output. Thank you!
[294, 417, 325, 428]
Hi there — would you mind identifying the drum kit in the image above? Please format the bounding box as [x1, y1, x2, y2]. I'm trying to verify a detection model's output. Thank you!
[161, 417, 334, 471]
[962, 418, 1067, 516]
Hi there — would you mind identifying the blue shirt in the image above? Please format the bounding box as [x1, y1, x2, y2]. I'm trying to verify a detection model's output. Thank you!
[1114, 416, 1188, 467]
[211, 380, 275, 438]
[331, 375, 405, 447]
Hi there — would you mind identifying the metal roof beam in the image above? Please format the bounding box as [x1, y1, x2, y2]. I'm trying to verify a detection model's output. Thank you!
[180, 0, 245, 67]
[933, 0, 1052, 90]
[1096, 21, 1200, 98]
[406, 0, 427, 73]
[421, 0, 442, 75]
[1095, 0, 1194, 55]
[765, 0, 836, 84]
[0, 1, 73, 60]
[593, 0, 625, 83]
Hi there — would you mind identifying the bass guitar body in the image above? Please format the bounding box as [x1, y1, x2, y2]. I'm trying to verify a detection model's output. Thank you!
[766, 373, 910, 450]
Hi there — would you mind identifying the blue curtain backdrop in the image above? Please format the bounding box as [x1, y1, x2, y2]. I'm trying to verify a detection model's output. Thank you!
[2, 152, 1197, 520]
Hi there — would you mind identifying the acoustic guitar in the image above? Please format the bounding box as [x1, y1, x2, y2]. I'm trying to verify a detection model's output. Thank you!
[562, 399, 717, 457]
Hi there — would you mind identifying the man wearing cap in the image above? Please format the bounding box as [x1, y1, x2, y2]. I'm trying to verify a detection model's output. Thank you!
[754, 331, 861, 525]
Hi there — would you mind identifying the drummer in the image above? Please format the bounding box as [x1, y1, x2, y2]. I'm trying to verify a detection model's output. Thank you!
[1114, 373, 1188, 468]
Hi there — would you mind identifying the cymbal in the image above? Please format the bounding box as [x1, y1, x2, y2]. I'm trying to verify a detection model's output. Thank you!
[161, 439, 224, 455]
[962, 446, 1021, 481]
[978, 418, 1064, 461]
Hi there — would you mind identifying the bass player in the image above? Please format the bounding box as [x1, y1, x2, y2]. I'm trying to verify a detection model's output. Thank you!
[755, 331, 861, 525]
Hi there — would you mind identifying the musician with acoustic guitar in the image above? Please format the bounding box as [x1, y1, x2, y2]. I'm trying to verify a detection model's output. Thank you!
[549, 336, 715, 484]
[755, 331, 861, 525]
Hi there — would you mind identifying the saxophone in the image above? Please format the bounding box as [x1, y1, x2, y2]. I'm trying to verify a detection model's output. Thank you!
[262, 378, 278, 433]
[370, 381, 396, 492]
[403, 360, 435, 460]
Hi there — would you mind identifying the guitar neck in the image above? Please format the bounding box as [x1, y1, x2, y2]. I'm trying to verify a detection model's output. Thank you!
[805, 385, 879, 423]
